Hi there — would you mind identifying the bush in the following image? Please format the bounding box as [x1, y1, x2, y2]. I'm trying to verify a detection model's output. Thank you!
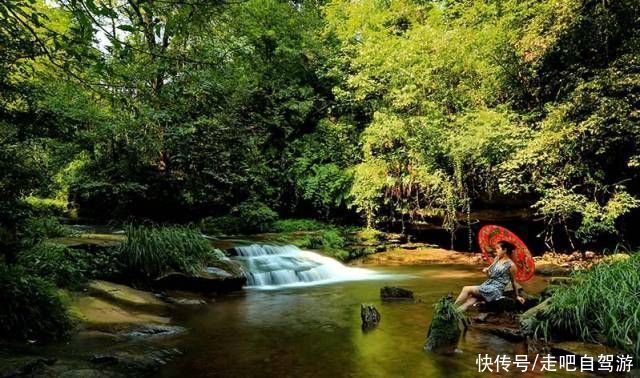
[235, 200, 278, 233]
[522, 253, 640, 359]
[17, 243, 89, 288]
[269, 218, 330, 232]
[200, 215, 244, 235]
[200, 200, 278, 235]
[120, 225, 224, 281]
[0, 265, 74, 342]
[21, 216, 73, 248]
[85, 247, 126, 281]
[23, 197, 68, 217]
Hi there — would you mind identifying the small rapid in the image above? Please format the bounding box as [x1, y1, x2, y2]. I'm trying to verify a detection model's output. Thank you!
[231, 244, 383, 289]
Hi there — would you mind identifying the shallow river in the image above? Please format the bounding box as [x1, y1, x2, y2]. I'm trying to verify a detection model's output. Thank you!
[158, 264, 583, 378]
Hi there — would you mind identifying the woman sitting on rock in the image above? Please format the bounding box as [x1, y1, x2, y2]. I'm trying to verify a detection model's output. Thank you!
[454, 241, 525, 312]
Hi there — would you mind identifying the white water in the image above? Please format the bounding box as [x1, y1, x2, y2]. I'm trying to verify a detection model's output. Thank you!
[232, 244, 393, 289]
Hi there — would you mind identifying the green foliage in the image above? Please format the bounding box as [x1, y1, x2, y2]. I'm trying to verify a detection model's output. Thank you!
[21, 216, 73, 248]
[201, 200, 278, 235]
[17, 243, 88, 288]
[0, 265, 74, 342]
[309, 229, 345, 250]
[120, 225, 224, 281]
[23, 197, 68, 217]
[83, 247, 126, 281]
[2, 0, 640, 253]
[522, 253, 640, 358]
[270, 218, 331, 232]
[235, 200, 278, 233]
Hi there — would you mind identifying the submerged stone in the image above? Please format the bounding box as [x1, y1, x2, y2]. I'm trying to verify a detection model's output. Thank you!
[380, 286, 414, 301]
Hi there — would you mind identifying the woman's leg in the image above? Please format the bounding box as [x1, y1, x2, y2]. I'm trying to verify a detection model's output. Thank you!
[458, 296, 478, 312]
[454, 286, 469, 305]
[454, 285, 480, 306]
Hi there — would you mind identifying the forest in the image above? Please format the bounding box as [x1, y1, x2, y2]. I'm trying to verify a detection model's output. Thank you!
[1, 0, 639, 376]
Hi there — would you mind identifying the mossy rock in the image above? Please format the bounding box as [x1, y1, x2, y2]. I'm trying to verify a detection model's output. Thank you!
[424, 296, 462, 354]
[87, 280, 168, 311]
[69, 295, 170, 333]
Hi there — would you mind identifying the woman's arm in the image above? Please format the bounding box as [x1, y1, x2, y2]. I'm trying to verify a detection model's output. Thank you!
[509, 264, 525, 304]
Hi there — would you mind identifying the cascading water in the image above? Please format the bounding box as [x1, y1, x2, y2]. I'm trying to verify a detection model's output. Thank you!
[232, 244, 381, 289]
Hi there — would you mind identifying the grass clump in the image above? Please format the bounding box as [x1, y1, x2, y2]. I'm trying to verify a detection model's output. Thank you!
[0, 265, 74, 342]
[522, 253, 640, 358]
[120, 225, 224, 280]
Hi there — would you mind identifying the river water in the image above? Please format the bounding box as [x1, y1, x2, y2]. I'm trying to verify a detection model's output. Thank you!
[159, 261, 581, 378]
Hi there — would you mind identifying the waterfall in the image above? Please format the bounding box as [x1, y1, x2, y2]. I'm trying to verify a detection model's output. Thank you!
[232, 244, 378, 289]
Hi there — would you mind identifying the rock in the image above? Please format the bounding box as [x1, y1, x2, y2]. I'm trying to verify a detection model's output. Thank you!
[550, 341, 623, 370]
[360, 304, 380, 331]
[58, 368, 122, 377]
[535, 263, 571, 276]
[162, 296, 207, 306]
[477, 291, 539, 313]
[472, 324, 524, 342]
[204, 267, 233, 277]
[154, 269, 246, 294]
[90, 355, 120, 364]
[88, 280, 168, 311]
[584, 251, 596, 259]
[424, 296, 461, 354]
[568, 251, 582, 261]
[69, 296, 171, 334]
[549, 277, 573, 286]
[126, 324, 186, 338]
[0, 357, 56, 378]
[383, 233, 407, 243]
[86, 348, 183, 374]
[380, 286, 414, 301]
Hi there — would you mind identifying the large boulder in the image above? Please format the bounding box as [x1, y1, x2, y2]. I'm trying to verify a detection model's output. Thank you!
[380, 286, 414, 301]
[153, 258, 246, 294]
[154, 270, 245, 294]
[69, 296, 171, 334]
[87, 280, 168, 311]
[360, 304, 381, 331]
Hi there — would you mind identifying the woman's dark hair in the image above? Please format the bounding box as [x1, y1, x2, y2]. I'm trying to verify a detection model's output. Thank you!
[497, 241, 515, 256]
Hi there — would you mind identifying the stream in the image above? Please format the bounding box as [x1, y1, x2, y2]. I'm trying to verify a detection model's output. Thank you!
[15, 242, 584, 377]
[155, 250, 581, 378]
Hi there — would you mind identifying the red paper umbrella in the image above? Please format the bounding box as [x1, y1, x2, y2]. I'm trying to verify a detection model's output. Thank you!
[478, 225, 535, 282]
